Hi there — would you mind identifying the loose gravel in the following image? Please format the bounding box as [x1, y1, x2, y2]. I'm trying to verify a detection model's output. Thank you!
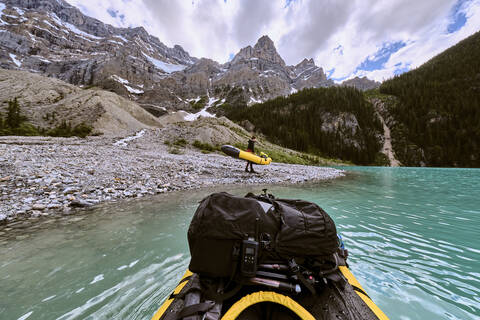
[0, 130, 344, 223]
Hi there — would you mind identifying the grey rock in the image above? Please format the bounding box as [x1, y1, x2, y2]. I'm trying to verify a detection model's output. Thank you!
[23, 197, 35, 203]
[63, 187, 79, 194]
[239, 120, 255, 132]
[30, 210, 42, 218]
[47, 203, 61, 209]
[0, 124, 344, 222]
[69, 199, 93, 207]
[32, 204, 46, 210]
[123, 191, 133, 197]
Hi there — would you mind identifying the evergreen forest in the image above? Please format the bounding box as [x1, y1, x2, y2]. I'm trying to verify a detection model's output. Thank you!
[226, 87, 384, 165]
[380, 31, 480, 167]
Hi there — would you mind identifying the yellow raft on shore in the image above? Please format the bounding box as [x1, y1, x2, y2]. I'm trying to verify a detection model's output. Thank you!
[221, 145, 272, 165]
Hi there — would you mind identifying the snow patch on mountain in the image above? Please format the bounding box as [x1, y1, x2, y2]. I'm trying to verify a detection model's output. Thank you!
[108, 40, 123, 45]
[13, 7, 25, 16]
[64, 22, 102, 40]
[142, 53, 186, 73]
[114, 130, 146, 146]
[248, 96, 263, 105]
[48, 12, 63, 26]
[47, 12, 102, 41]
[0, 3, 8, 26]
[183, 96, 219, 121]
[111, 75, 128, 84]
[114, 35, 128, 42]
[43, 19, 59, 30]
[110, 75, 144, 94]
[9, 53, 21, 67]
[125, 85, 143, 94]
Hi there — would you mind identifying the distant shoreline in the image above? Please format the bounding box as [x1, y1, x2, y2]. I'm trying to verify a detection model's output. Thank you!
[0, 130, 344, 224]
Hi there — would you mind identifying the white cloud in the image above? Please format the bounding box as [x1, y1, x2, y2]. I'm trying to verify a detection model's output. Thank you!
[65, 0, 480, 82]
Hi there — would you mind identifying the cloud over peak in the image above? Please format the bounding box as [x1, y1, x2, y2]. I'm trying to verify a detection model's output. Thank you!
[66, 0, 480, 82]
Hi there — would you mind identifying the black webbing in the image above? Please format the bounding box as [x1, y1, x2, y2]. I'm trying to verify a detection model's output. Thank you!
[295, 270, 316, 295]
[351, 285, 371, 299]
[177, 301, 215, 319]
[203, 282, 243, 302]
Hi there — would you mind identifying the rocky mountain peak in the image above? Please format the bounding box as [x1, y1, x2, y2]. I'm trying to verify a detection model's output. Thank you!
[295, 58, 315, 68]
[0, 0, 339, 115]
[231, 35, 285, 67]
[174, 44, 186, 52]
[341, 76, 380, 91]
[253, 35, 285, 66]
[254, 35, 274, 50]
[128, 26, 149, 38]
[293, 58, 316, 75]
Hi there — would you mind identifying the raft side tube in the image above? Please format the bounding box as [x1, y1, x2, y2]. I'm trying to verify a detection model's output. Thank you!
[221, 145, 241, 158]
[151, 267, 389, 320]
[221, 145, 272, 165]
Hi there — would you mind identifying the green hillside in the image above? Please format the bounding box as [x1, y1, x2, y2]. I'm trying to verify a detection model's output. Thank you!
[225, 87, 384, 165]
[380, 31, 480, 167]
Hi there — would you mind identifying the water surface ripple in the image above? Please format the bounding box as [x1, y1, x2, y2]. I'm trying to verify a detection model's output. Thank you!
[0, 167, 479, 320]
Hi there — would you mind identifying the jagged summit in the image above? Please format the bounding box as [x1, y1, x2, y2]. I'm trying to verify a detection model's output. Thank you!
[256, 35, 275, 48]
[0, 0, 375, 114]
[253, 35, 285, 66]
[295, 58, 315, 69]
[293, 58, 317, 76]
[341, 76, 380, 91]
[231, 35, 285, 66]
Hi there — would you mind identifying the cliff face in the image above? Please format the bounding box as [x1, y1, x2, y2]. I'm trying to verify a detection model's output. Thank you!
[0, 0, 360, 114]
[0, 0, 197, 112]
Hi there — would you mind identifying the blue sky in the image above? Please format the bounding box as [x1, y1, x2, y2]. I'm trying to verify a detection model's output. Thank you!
[66, 0, 480, 82]
[448, 0, 469, 32]
[331, 41, 407, 82]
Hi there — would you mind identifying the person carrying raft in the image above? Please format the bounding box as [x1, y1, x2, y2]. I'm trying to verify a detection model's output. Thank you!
[245, 135, 257, 173]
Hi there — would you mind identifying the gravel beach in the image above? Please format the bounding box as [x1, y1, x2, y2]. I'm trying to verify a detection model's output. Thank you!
[0, 129, 344, 223]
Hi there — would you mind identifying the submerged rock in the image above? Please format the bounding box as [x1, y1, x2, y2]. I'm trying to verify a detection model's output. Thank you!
[69, 199, 94, 208]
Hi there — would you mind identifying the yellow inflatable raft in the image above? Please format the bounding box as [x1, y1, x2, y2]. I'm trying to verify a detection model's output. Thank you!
[151, 264, 388, 320]
[221, 145, 272, 165]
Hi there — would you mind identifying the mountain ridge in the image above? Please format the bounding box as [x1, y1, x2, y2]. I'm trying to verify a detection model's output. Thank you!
[378, 30, 480, 167]
[0, 0, 377, 117]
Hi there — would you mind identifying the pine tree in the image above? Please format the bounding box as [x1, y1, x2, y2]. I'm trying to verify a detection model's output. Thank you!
[6, 98, 25, 129]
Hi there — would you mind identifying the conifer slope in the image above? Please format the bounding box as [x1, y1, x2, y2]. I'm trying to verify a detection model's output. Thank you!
[380, 31, 480, 167]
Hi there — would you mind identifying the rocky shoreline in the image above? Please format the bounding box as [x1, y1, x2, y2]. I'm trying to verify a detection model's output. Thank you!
[0, 130, 344, 223]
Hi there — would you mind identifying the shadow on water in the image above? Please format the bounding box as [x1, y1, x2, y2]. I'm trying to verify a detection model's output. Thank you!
[1, 168, 479, 320]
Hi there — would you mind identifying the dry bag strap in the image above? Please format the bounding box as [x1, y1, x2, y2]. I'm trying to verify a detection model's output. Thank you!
[289, 259, 316, 295]
[177, 301, 215, 319]
[203, 282, 243, 302]
[169, 276, 202, 300]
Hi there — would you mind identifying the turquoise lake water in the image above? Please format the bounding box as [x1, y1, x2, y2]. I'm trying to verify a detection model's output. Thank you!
[0, 167, 479, 320]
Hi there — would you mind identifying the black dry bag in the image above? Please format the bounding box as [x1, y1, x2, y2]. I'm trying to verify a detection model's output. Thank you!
[187, 192, 338, 278]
